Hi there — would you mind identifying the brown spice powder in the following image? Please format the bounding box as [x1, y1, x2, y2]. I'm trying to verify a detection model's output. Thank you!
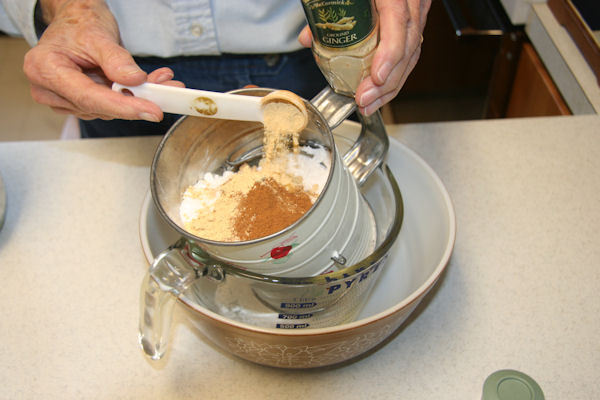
[233, 177, 313, 241]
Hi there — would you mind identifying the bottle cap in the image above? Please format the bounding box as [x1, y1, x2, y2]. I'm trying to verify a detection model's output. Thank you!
[482, 369, 545, 400]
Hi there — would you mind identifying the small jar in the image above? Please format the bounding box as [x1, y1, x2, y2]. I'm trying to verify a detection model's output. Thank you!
[301, 0, 379, 96]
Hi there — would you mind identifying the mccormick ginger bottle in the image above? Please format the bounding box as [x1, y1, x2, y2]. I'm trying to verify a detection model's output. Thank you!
[301, 0, 379, 96]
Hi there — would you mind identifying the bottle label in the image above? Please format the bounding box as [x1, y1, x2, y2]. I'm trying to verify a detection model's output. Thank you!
[301, 0, 375, 49]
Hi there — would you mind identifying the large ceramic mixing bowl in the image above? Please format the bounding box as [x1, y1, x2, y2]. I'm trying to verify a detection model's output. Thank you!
[140, 121, 455, 368]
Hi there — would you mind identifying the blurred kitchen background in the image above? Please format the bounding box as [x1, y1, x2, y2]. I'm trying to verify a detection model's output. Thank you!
[1, 0, 598, 142]
[0, 34, 66, 141]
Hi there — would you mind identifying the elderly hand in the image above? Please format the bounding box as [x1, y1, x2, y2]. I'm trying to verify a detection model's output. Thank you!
[299, 0, 431, 116]
[23, 0, 183, 121]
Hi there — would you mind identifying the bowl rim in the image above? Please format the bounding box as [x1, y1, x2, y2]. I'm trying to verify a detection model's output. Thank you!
[139, 132, 456, 337]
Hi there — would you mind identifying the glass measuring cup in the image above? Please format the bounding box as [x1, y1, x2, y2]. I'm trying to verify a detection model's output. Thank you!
[140, 88, 399, 360]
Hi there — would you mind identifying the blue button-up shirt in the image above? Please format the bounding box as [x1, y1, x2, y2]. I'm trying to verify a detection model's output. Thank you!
[0, 0, 306, 56]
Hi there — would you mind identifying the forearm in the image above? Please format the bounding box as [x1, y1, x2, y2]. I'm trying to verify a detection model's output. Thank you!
[39, 0, 107, 24]
[36, 0, 121, 48]
[38, 0, 67, 24]
[0, 0, 108, 45]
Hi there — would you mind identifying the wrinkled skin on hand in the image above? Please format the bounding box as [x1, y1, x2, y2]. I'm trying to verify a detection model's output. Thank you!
[299, 0, 431, 116]
[23, 0, 183, 121]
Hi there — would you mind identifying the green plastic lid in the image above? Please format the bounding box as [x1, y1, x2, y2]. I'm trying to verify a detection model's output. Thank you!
[482, 369, 545, 400]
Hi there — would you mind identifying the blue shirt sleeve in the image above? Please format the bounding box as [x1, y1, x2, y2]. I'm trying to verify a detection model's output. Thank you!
[0, 0, 38, 44]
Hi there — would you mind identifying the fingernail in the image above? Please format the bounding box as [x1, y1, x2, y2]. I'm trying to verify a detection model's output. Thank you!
[362, 99, 382, 116]
[360, 106, 373, 117]
[119, 65, 144, 76]
[376, 62, 392, 84]
[161, 72, 174, 82]
[359, 88, 377, 107]
[139, 112, 160, 122]
[156, 71, 174, 83]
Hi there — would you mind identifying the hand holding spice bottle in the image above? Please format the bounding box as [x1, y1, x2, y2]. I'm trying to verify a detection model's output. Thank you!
[299, 0, 431, 116]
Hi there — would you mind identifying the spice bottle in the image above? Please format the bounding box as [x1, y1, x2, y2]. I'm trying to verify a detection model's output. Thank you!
[301, 0, 379, 96]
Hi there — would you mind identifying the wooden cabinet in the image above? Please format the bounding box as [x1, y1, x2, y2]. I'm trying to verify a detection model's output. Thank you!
[383, 0, 571, 123]
[505, 43, 571, 117]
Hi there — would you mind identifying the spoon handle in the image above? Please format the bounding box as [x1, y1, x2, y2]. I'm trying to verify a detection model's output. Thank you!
[112, 82, 263, 122]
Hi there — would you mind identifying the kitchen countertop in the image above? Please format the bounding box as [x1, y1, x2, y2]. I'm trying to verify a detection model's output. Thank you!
[1, 115, 599, 399]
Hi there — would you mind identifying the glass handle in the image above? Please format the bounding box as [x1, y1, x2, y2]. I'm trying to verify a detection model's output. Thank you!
[311, 86, 389, 186]
[344, 110, 389, 187]
[138, 239, 201, 360]
[311, 86, 356, 131]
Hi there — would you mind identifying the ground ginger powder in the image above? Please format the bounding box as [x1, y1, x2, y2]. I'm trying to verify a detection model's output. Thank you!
[262, 101, 305, 160]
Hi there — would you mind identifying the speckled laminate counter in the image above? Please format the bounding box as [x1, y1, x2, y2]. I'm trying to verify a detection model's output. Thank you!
[0, 115, 598, 399]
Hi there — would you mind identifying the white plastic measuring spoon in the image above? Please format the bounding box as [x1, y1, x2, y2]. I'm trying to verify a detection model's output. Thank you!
[112, 82, 307, 129]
